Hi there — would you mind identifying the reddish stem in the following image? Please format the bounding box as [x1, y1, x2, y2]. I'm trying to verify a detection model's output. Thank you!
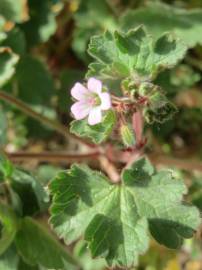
[5, 151, 101, 162]
[0, 90, 95, 148]
[132, 110, 144, 146]
[99, 156, 120, 183]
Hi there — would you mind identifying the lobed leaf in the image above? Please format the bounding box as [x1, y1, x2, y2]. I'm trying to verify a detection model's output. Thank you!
[50, 158, 200, 267]
[87, 26, 187, 88]
[121, 2, 202, 48]
[70, 110, 116, 144]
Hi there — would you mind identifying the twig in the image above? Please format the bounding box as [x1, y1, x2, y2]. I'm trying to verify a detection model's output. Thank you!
[6, 150, 121, 183]
[98, 156, 120, 183]
[5, 151, 101, 163]
[6, 150, 202, 173]
[125, 150, 144, 169]
[0, 90, 94, 147]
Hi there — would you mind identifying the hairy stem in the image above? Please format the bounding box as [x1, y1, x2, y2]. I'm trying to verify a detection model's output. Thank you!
[0, 90, 94, 147]
[5, 151, 101, 162]
[98, 155, 120, 183]
[6, 150, 202, 173]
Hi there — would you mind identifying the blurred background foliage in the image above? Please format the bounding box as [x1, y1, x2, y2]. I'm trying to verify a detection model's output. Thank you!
[0, 0, 202, 269]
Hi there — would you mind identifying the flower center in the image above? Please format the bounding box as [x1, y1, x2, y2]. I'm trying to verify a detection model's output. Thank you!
[94, 95, 101, 106]
[88, 94, 101, 106]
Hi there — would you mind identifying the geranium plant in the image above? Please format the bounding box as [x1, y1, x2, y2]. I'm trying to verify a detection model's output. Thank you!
[50, 27, 200, 268]
[0, 1, 202, 270]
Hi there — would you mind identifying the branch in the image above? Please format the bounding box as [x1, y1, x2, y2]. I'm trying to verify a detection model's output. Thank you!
[98, 156, 120, 183]
[6, 150, 202, 173]
[5, 150, 120, 183]
[5, 151, 101, 163]
[0, 90, 94, 147]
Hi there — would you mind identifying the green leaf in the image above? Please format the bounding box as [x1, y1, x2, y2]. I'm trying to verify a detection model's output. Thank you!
[144, 92, 177, 124]
[20, 0, 57, 46]
[18, 258, 39, 270]
[87, 26, 187, 89]
[50, 164, 114, 245]
[0, 0, 28, 23]
[120, 2, 202, 48]
[133, 82, 177, 123]
[10, 168, 49, 215]
[15, 56, 55, 105]
[0, 106, 8, 146]
[2, 27, 26, 55]
[0, 17, 7, 43]
[122, 158, 200, 249]
[70, 110, 116, 144]
[0, 47, 19, 87]
[0, 155, 48, 215]
[120, 123, 136, 147]
[50, 159, 200, 267]
[74, 0, 117, 34]
[15, 217, 77, 269]
[0, 246, 19, 270]
[0, 154, 13, 179]
[0, 204, 18, 255]
[72, 0, 117, 61]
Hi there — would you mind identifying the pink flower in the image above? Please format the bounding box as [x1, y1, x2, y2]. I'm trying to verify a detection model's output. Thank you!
[70, 78, 111, 125]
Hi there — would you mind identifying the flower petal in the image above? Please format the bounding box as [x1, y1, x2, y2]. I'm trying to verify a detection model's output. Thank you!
[99, 92, 111, 110]
[87, 78, 102, 94]
[71, 83, 89, 101]
[88, 107, 102, 125]
[71, 101, 91, 120]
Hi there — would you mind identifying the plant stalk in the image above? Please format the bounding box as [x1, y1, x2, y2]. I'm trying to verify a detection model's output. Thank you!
[6, 151, 101, 162]
[0, 90, 95, 147]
